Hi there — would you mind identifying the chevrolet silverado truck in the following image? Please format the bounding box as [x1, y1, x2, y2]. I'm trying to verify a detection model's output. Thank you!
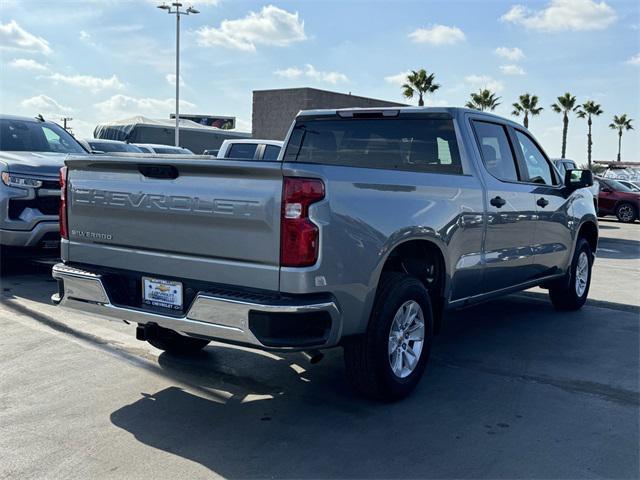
[52, 107, 598, 400]
[0, 114, 87, 255]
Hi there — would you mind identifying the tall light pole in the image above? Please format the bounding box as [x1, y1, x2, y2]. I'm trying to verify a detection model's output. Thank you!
[157, 2, 199, 147]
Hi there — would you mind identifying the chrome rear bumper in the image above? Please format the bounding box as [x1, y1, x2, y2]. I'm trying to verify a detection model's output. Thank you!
[52, 263, 341, 350]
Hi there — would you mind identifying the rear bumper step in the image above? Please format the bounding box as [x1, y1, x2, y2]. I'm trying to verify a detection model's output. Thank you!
[52, 263, 341, 350]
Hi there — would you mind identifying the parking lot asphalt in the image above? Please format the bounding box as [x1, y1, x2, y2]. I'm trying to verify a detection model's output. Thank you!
[0, 221, 638, 479]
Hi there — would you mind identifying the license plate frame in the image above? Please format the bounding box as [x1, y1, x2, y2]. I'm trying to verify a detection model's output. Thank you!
[142, 277, 183, 311]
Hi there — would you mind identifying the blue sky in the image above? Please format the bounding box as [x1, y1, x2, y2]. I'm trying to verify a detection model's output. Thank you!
[1, 0, 638, 162]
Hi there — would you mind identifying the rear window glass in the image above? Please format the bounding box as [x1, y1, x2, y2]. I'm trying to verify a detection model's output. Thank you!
[227, 143, 257, 159]
[283, 116, 462, 174]
[263, 144, 281, 160]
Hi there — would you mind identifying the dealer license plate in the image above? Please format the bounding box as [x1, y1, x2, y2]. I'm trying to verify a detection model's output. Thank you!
[142, 277, 183, 310]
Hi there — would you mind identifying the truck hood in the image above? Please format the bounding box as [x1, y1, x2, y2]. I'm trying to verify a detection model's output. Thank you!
[0, 151, 69, 177]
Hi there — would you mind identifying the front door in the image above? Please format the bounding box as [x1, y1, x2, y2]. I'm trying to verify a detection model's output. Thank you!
[471, 120, 539, 293]
[512, 129, 573, 277]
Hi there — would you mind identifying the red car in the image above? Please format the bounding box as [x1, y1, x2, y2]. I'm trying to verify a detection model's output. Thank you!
[597, 177, 640, 223]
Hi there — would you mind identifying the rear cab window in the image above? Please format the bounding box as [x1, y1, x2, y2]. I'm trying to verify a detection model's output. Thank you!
[227, 143, 258, 160]
[263, 144, 281, 160]
[283, 114, 463, 174]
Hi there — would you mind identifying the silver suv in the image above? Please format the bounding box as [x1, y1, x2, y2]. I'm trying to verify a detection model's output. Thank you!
[0, 115, 86, 254]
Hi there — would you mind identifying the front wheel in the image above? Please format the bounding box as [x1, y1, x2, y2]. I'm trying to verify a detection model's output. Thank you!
[343, 273, 433, 401]
[548, 238, 593, 311]
[615, 202, 637, 223]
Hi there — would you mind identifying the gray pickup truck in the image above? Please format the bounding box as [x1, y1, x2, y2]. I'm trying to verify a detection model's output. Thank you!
[52, 107, 598, 400]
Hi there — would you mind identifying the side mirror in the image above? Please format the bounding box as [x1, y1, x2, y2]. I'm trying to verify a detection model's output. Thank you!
[565, 169, 593, 190]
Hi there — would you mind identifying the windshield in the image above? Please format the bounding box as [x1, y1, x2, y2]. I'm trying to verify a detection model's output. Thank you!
[89, 141, 142, 153]
[0, 118, 86, 153]
[604, 179, 634, 193]
[153, 147, 192, 154]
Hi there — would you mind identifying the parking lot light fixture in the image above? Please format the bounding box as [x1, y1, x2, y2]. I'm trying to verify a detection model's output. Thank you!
[157, 2, 199, 147]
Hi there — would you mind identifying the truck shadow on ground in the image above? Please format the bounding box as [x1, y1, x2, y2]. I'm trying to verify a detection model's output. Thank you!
[109, 296, 639, 479]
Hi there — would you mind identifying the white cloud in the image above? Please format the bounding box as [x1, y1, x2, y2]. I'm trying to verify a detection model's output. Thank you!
[79, 30, 91, 40]
[384, 71, 412, 86]
[49, 73, 124, 91]
[0, 20, 52, 55]
[500, 64, 526, 75]
[165, 74, 185, 86]
[95, 94, 196, 119]
[495, 46, 524, 61]
[147, 0, 220, 5]
[626, 53, 640, 65]
[274, 67, 303, 79]
[423, 98, 449, 107]
[500, 0, 616, 31]
[21, 95, 72, 114]
[9, 58, 48, 71]
[408, 24, 465, 45]
[465, 75, 505, 92]
[275, 64, 348, 84]
[195, 5, 306, 52]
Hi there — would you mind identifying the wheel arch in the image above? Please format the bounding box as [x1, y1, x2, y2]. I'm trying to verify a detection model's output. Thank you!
[366, 237, 450, 334]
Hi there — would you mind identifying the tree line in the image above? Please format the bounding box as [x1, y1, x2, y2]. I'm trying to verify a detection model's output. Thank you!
[401, 69, 635, 167]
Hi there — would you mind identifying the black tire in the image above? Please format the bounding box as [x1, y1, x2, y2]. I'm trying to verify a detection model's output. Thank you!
[343, 272, 433, 401]
[146, 326, 210, 355]
[615, 202, 637, 223]
[548, 238, 593, 311]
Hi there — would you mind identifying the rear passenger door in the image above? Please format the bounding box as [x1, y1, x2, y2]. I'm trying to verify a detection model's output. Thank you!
[512, 129, 572, 277]
[471, 120, 539, 292]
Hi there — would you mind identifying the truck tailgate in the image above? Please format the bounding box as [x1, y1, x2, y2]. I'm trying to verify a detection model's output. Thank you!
[65, 157, 282, 291]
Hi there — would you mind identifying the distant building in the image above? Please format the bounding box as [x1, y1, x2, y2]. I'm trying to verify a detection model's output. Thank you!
[252, 87, 406, 140]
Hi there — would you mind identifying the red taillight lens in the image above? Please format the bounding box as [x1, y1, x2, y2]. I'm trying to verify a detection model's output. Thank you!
[59, 166, 68, 239]
[280, 177, 325, 267]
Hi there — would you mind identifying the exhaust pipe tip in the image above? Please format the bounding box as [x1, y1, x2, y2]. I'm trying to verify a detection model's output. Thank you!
[301, 349, 324, 364]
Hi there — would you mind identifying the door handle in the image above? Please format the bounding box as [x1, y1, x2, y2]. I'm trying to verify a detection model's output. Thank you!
[490, 196, 506, 208]
[537, 197, 549, 208]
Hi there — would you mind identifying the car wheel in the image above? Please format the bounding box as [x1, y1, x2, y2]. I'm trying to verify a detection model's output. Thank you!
[146, 326, 210, 355]
[343, 272, 433, 401]
[548, 238, 593, 311]
[615, 202, 637, 223]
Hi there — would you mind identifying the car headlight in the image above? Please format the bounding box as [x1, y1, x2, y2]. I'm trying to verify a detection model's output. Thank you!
[1, 172, 43, 188]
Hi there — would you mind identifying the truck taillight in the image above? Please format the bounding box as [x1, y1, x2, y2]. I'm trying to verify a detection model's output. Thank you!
[280, 177, 325, 267]
[59, 166, 68, 239]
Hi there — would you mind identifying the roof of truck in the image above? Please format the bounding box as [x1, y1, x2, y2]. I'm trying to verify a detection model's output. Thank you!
[296, 106, 526, 131]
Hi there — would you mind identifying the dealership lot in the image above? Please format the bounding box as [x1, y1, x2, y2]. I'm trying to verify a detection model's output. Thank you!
[1, 220, 638, 479]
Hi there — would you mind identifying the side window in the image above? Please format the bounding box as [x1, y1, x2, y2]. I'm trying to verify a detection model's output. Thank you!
[472, 121, 519, 182]
[227, 143, 257, 159]
[42, 126, 64, 152]
[515, 131, 556, 185]
[263, 144, 281, 160]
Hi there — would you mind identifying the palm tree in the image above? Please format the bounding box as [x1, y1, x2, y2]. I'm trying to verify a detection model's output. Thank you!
[576, 100, 603, 170]
[402, 69, 440, 107]
[551, 92, 579, 159]
[511, 93, 543, 129]
[465, 89, 501, 111]
[609, 114, 634, 162]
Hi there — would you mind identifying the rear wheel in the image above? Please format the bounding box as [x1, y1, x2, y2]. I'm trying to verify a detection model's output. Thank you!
[548, 238, 593, 311]
[615, 202, 637, 223]
[145, 326, 210, 355]
[343, 273, 433, 401]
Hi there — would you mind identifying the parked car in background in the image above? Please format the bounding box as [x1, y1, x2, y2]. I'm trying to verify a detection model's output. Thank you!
[552, 158, 599, 211]
[601, 165, 640, 182]
[0, 114, 87, 254]
[53, 107, 598, 401]
[217, 139, 283, 161]
[596, 177, 640, 223]
[617, 179, 640, 192]
[79, 139, 143, 154]
[134, 144, 194, 155]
